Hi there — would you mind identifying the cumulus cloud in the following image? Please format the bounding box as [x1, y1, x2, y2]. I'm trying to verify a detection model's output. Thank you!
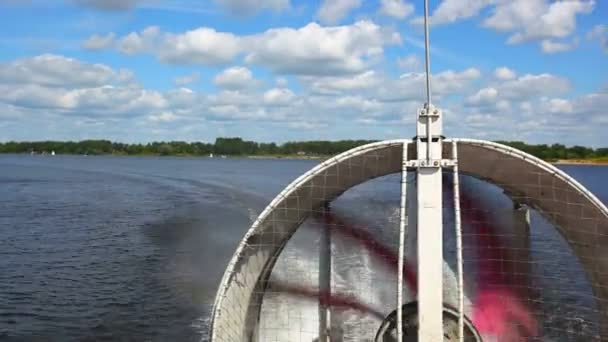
[174, 72, 200, 86]
[412, 0, 594, 52]
[540, 39, 577, 54]
[466, 87, 498, 106]
[317, 0, 362, 24]
[418, 0, 492, 26]
[587, 24, 608, 52]
[0, 54, 132, 87]
[159, 27, 241, 64]
[117, 26, 160, 55]
[0, 83, 167, 115]
[85, 20, 400, 76]
[102, 26, 240, 64]
[378, 0, 414, 19]
[214, 0, 290, 16]
[148, 111, 179, 122]
[397, 54, 421, 71]
[466, 71, 571, 113]
[376, 68, 481, 102]
[0, 54, 166, 119]
[275, 77, 288, 87]
[213, 66, 256, 89]
[263, 88, 295, 106]
[4, 53, 606, 145]
[500, 73, 571, 100]
[302, 71, 381, 95]
[494, 67, 516, 80]
[539, 97, 573, 114]
[70, 0, 139, 10]
[245, 20, 401, 75]
[82, 32, 115, 50]
[483, 0, 594, 44]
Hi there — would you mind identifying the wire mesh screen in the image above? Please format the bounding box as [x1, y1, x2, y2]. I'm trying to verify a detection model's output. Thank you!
[447, 174, 600, 341]
[454, 140, 608, 341]
[258, 174, 404, 341]
[210, 139, 608, 342]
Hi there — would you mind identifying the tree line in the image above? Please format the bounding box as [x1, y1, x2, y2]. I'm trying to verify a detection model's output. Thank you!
[0, 138, 606, 160]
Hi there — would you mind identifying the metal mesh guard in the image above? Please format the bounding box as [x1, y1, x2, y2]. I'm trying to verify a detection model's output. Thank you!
[209, 139, 608, 341]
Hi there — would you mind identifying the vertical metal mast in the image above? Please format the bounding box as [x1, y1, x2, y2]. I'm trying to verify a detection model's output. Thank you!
[415, 0, 445, 340]
[423, 0, 432, 162]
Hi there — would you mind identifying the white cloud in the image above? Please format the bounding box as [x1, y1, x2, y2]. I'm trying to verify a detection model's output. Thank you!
[540, 39, 577, 54]
[303, 70, 381, 95]
[573, 88, 608, 117]
[275, 77, 288, 87]
[286, 121, 328, 130]
[82, 32, 115, 50]
[330, 95, 383, 112]
[0, 54, 165, 118]
[245, 20, 401, 75]
[540, 97, 573, 114]
[174, 72, 200, 86]
[466, 87, 498, 106]
[0, 54, 131, 87]
[494, 67, 516, 80]
[71, 0, 139, 10]
[520, 101, 533, 115]
[148, 111, 179, 122]
[587, 24, 608, 52]
[500, 73, 571, 100]
[413, 0, 594, 52]
[0, 83, 167, 116]
[5, 52, 606, 145]
[397, 54, 421, 71]
[214, 0, 290, 16]
[317, 0, 362, 25]
[416, 0, 492, 26]
[117, 26, 160, 55]
[378, 0, 414, 19]
[213, 66, 256, 89]
[376, 68, 481, 102]
[160, 27, 241, 65]
[105, 26, 241, 65]
[431, 68, 481, 94]
[87, 20, 400, 76]
[451, 69, 607, 143]
[483, 0, 594, 44]
[263, 88, 295, 106]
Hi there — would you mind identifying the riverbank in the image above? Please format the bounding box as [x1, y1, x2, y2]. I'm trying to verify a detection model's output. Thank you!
[552, 159, 608, 165]
[7, 153, 608, 164]
[246, 154, 326, 160]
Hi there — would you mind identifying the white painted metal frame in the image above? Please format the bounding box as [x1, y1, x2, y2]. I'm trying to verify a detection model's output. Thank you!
[319, 205, 331, 342]
[209, 138, 608, 341]
[452, 140, 465, 342]
[397, 141, 409, 341]
[415, 104, 444, 341]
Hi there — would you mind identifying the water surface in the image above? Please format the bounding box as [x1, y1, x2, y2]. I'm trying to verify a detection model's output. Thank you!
[0, 155, 606, 341]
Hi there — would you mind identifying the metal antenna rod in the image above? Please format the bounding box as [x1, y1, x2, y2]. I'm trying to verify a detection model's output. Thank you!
[423, 0, 432, 161]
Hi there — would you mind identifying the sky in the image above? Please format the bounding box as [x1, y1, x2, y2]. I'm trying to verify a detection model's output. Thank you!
[0, 0, 607, 146]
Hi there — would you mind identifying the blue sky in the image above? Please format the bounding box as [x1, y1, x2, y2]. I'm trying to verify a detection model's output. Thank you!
[0, 0, 607, 146]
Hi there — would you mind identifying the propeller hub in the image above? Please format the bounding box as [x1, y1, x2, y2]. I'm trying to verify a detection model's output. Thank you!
[375, 302, 482, 342]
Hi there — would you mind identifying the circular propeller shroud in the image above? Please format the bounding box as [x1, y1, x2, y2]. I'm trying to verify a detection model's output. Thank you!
[209, 139, 608, 341]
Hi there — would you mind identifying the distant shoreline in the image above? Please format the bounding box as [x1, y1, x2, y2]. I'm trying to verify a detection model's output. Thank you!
[2, 152, 328, 160]
[245, 154, 326, 160]
[552, 159, 608, 166]
[3, 139, 608, 163]
[7, 153, 608, 165]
